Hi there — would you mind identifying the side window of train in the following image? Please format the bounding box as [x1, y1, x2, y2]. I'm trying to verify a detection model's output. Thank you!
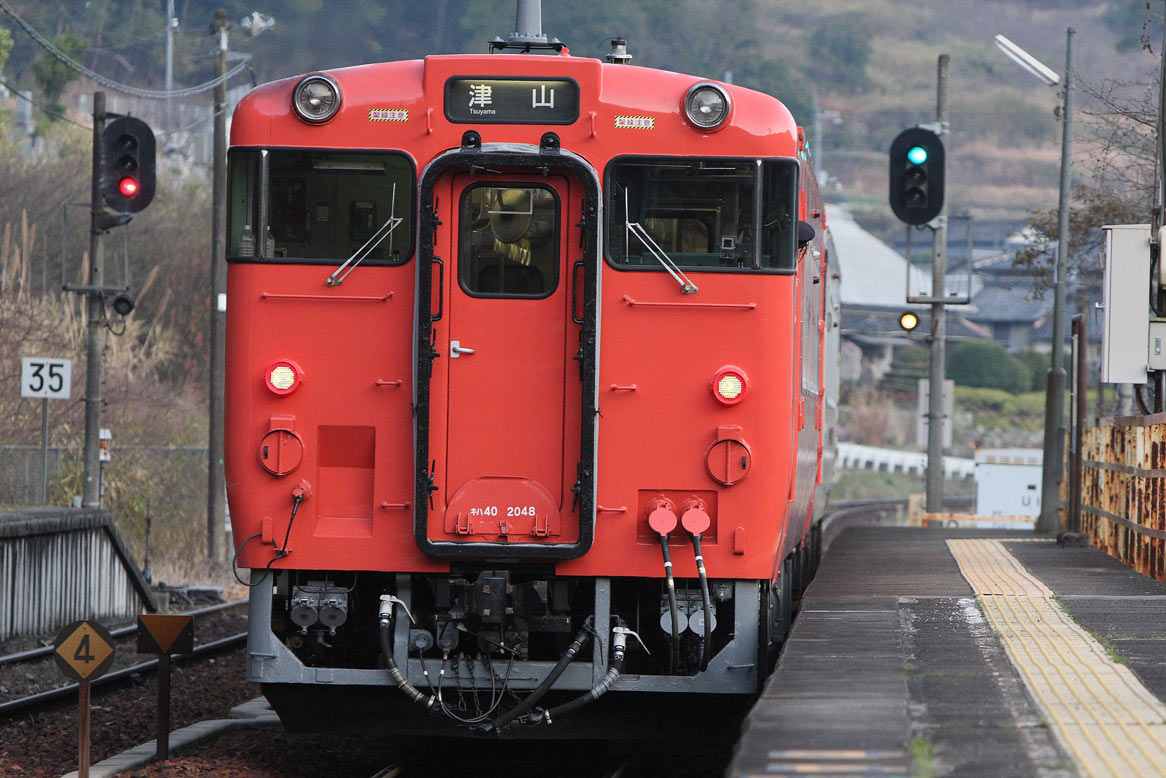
[605, 157, 798, 273]
[226, 149, 414, 263]
[458, 184, 559, 298]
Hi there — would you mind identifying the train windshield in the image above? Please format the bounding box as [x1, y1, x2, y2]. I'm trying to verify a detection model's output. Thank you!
[227, 149, 414, 263]
[606, 157, 798, 272]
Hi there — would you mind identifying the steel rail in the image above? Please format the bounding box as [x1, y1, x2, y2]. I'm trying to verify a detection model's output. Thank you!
[0, 632, 247, 719]
[819, 496, 974, 553]
[0, 599, 247, 667]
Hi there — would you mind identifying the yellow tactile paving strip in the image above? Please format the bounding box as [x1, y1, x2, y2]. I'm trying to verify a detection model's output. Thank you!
[947, 538, 1166, 778]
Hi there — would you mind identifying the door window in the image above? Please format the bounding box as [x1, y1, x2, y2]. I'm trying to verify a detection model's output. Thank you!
[458, 184, 559, 297]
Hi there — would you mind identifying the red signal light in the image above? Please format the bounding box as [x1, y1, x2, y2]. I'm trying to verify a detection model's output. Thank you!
[119, 177, 139, 197]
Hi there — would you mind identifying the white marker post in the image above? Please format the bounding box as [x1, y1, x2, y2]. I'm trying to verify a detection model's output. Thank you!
[21, 357, 72, 504]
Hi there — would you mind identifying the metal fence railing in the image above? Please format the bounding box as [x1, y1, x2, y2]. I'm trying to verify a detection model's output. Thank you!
[0, 507, 155, 641]
[1080, 415, 1166, 581]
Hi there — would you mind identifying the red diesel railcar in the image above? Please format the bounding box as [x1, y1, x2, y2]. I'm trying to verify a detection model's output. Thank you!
[225, 3, 840, 735]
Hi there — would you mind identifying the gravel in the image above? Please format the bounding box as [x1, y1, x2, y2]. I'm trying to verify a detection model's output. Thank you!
[0, 608, 255, 778]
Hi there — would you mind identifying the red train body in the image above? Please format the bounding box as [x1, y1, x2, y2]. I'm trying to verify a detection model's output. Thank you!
[226, 23, 840, 735]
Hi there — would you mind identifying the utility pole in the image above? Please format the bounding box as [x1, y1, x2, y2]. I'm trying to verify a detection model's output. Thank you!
[1038, 28, 1075, 534]
[1156, 14, 1166, 412]
[165, 0, 175, 138]
[207, 9, 228, 566]
[82, 92, 108, 509]
[925, 55, 949, 513]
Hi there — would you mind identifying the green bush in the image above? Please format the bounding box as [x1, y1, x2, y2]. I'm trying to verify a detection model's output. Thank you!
[955, 387, 1046, 431]
[946, 341, 1029, 393]
[1012, 349, 1070, 392]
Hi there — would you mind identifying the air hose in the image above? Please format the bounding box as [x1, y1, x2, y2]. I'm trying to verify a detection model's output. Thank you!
[378, 595, 436, 710]
[648, 503, 681, 675]
[681, 505, 714, 672]
[491, 620, 592, 732]
[539, 624, 642, 725]
[691, 532, 713, 671]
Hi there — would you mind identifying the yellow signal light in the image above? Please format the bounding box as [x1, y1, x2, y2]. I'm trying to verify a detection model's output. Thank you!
[899, 311, 920, 332]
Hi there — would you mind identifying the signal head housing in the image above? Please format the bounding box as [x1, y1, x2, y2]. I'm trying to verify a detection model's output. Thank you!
[101, 117, 156, 214]
[889, 127, 944, 226]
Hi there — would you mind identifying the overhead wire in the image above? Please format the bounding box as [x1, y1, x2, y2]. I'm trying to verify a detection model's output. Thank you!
[0, 0, 251, 99]
[0, 79, 91, 129]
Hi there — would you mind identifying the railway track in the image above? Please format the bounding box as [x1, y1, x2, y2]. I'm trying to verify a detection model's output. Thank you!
[820, 495, 974, 551]
[364, 749, 634, 778]
[0, 600, 248, 720]
[0, 599, 245, 667]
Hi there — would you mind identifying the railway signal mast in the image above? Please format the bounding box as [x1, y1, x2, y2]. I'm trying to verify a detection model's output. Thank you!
[80, 94, 156, 508]
[889, 56, 953, 514]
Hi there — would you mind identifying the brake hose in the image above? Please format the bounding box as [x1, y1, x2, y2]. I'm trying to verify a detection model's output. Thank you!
[378, 595, 436, 710]
[491, 621, 592, 732]
[540, 624, 644, 725]
[681, 506, 714, 671]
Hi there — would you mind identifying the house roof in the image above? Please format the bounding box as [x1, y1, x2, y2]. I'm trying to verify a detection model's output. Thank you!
[966, 283, 1052, 324]
[827, 205, 931, 308]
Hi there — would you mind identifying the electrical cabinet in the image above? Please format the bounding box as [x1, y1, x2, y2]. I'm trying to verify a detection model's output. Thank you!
[1100, 224, 1151, 384]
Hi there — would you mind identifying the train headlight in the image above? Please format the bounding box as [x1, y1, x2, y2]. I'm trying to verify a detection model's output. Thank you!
[265, 360, 303, 396]
[684, 83, 730, 130]
[292, 74, 341, 124]
[712, 366, 748, 405]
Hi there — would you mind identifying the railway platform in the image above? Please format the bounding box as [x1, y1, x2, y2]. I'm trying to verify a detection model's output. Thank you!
[727, 527, 1166, 778]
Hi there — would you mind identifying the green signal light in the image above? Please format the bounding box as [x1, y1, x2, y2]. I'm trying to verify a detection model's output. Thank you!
[906, 146, 928, 165]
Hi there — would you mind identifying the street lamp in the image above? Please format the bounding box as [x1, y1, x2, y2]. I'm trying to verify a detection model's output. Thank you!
[995, 29, 1076, 534]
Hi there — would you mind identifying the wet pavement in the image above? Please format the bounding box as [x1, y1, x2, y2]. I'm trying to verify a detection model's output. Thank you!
[728, 528, 1166, 778]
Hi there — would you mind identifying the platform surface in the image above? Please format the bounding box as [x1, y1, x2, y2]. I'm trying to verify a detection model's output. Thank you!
[727, 527, 1166, 778]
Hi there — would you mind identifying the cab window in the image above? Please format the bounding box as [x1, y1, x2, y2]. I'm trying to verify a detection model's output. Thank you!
[227, 149, 414, 263]
[606, 157, 798, 272]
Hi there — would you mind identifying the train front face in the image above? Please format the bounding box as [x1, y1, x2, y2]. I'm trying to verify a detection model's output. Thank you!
[225, 50, 819, 734]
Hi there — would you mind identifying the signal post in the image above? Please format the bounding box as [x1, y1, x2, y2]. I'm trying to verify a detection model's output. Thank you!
[81, 93, 108, 508]
[927, 55, 950, 513]
[79, 92, 155, 508]
[889, 56, 951, 513]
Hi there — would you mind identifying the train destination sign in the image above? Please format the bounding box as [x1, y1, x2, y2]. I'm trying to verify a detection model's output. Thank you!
[445, 77, 579, 124]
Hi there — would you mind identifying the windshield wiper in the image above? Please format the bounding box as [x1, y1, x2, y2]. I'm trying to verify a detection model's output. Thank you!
[624, 190, 698, 294]
[325, 183, 403, 287]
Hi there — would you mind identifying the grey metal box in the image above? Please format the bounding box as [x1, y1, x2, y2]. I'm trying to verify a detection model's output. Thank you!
[1101, 224, 1151, 384]
[1149, 319, 1166, 371]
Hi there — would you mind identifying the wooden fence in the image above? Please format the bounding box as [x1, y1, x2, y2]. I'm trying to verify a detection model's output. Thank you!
[1080, 414, 1166, 581]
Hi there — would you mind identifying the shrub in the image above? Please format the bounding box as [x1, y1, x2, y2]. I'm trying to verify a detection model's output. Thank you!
[946, 340, 1029, 393]
[1012, 349, 1070, 392]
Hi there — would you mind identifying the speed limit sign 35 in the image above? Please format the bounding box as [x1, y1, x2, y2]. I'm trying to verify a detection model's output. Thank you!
[21, 357, 72, 399]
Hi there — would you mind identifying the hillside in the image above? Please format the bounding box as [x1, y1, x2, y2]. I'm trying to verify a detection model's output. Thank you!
[1, 0, 1158, 236]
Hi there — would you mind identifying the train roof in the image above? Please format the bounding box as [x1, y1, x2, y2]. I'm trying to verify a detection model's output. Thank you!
[230, 53, 801, 159]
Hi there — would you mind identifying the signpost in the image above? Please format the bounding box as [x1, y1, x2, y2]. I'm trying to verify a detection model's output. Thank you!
[53, 620, 116, 778]
[21, 357, 72, 505]
[138, 614, 194, 760]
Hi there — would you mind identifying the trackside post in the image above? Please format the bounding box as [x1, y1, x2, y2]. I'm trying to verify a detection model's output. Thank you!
[138, 614, 195, 761]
